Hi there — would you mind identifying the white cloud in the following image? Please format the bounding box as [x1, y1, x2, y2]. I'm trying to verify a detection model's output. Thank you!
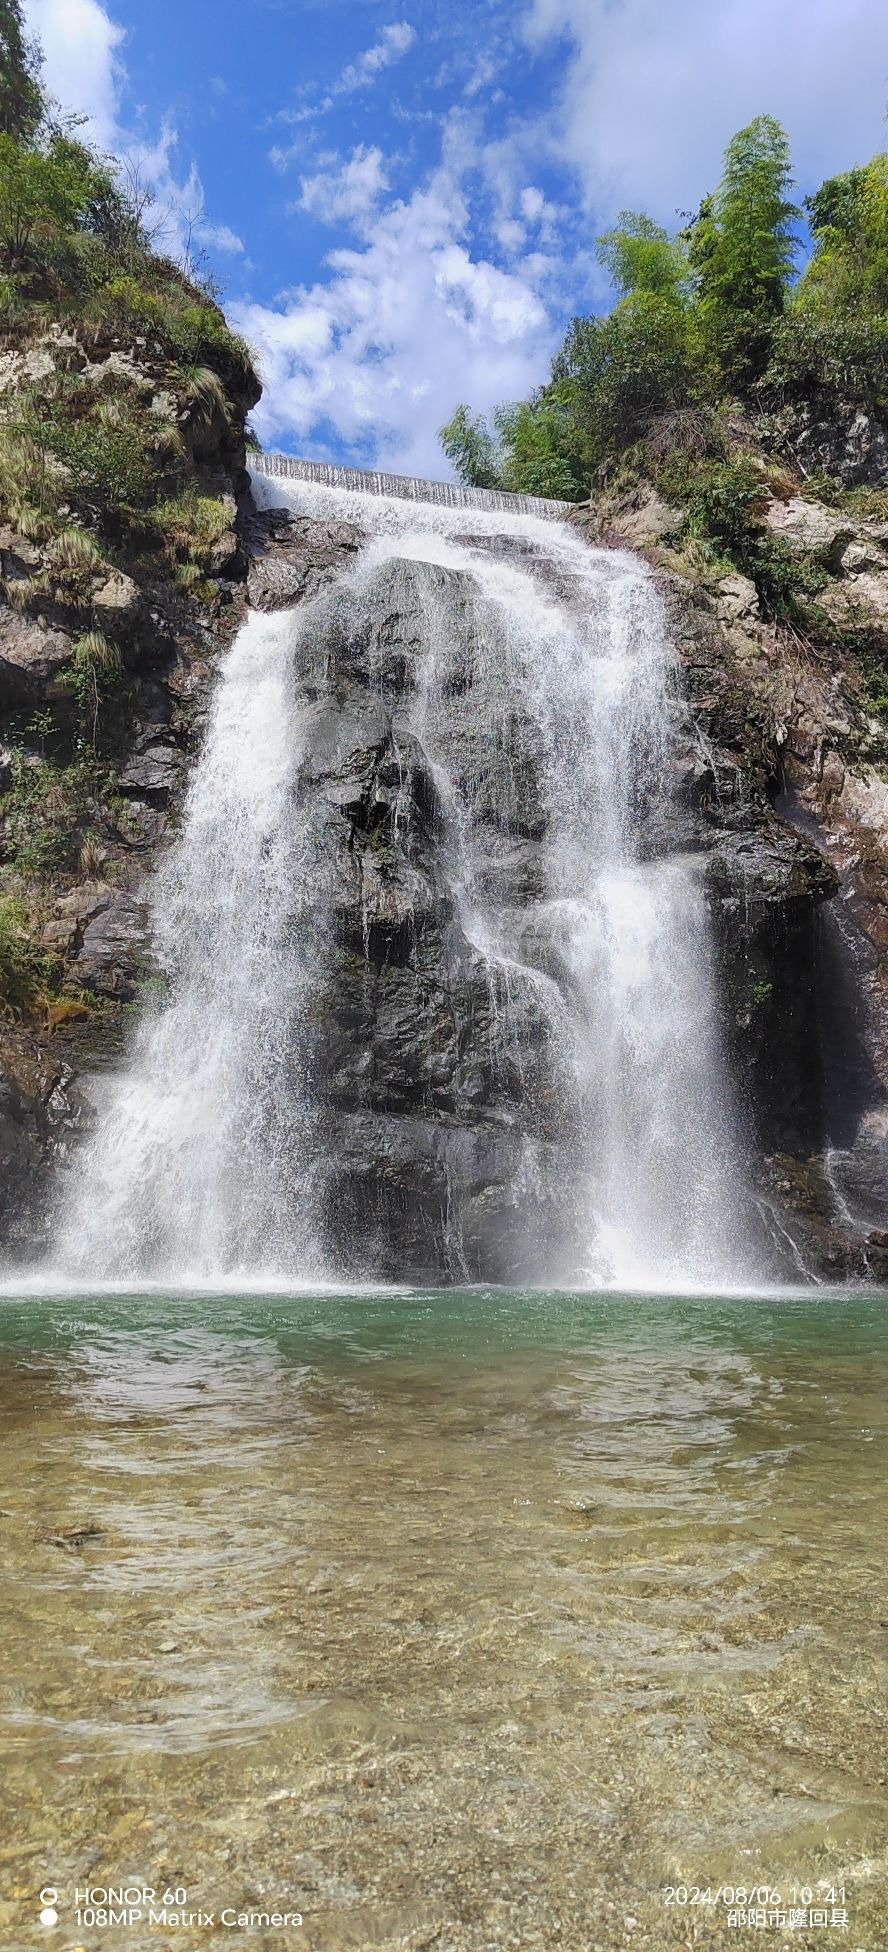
[524, 0, 888, 218]
[231, 169, 554, 476]
[496, 217, 526, 252]
[198, 221, 246, 256]
[125, 124, 246, 259]
[24, 1, 244, 263]
[298, 146, 390, 228]
[337, 21, 416, 94]
[271, 19, 417, 144]
[24, 0, 124, 147]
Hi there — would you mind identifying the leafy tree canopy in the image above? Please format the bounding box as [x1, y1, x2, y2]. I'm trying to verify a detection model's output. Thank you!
[0, 0, 42, 142]
[596, 211, 689, 302]
[440, 112, 888, 501]
[686, 115, 799, 383]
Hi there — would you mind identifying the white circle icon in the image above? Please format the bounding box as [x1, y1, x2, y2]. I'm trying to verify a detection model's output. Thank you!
[39, 1908, 58, 1927]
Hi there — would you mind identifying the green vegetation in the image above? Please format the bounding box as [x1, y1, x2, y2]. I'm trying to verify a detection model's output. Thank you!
[0, 102, 255, 384]
[687, 115, 798, 387]
[0, 0, 257, 565]
[0, 891, 56, 1018]
[0, 1, 42, 143]
[0, 742, 104, 878]
[439, 114, 888, 584]
[0, 8, 260, 1022]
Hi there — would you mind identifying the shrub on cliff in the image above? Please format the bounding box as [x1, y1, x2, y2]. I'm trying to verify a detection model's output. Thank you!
[552, 295, 696, 471]
[764, 156, 888, 420]
[0, 14, 258, 410]
[0, 893, 54, 1017]
[440, 295, 694, 495]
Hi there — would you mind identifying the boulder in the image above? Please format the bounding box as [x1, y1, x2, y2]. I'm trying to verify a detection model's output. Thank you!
[91, 569, 141, 635]
[70, 892, 150, 998]
[715, 572, 760, 623]
[247, 511, 363, 612]
[763, 495, 852, 562]
[118, 739, 183, 804]
[0, 609, 74, 707]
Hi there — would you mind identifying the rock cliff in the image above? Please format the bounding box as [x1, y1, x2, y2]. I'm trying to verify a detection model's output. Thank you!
[4, 383, 888, 1278]
[0, 307, 259, 1255]
[242, 494, 888, 1282]
[584, 471, 888, 1275]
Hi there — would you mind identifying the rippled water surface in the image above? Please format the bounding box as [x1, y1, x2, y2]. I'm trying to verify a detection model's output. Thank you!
[0, 1287, 886, 1949]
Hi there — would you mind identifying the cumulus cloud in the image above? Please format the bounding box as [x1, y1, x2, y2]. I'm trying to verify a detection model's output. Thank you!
[524, 0, 888, 217]
[297, 146, 390, 228]
[231, 170, 554, 476]
[24, 0, 124, 147]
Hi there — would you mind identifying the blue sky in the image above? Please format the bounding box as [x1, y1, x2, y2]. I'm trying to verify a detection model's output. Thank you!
[23, 0, 888, 473]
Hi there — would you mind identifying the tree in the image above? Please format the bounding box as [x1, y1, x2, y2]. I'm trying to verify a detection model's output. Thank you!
[767, 152, 888, 415]
[552, 292, 694, 468]
[0, 132, 98, 268]
[800, 155, 888, 315]
[438, 405, 503, 489]
[688, 114, 799, 385]
[596, 211, 689, 302]
[492, 394, 585, 500]
[0, 0, 42, 141]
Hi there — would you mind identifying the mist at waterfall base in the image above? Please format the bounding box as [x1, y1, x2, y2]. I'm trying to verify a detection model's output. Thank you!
[48, 471, 764, 1295]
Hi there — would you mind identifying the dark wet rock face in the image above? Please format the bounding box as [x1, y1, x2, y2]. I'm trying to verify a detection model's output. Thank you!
[247, 510, 364, 613]
[0, 1028, 82, 1258]
[706, 828, 838, 1155]
[235, 517, 849, 1284]
[277, 555, 573, 1280]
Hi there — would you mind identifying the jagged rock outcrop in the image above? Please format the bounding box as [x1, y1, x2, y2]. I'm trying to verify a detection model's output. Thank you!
[0, 314, 260, 1251]
[0, 1024, 81, 1254]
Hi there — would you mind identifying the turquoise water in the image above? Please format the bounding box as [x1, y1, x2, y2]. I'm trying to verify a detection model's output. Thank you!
[1, 1278, 886, 1361]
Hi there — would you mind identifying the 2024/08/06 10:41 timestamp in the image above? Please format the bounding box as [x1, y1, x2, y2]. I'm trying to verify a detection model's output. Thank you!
[663, 1884, 851, 1931]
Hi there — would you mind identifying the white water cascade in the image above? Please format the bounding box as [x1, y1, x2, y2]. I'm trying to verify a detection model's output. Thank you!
[55, 606, 322, 1282]
[53, 468, 756, 1289]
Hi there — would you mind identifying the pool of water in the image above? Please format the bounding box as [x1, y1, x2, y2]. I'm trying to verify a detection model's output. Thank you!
[0, 1286, 886, 1949]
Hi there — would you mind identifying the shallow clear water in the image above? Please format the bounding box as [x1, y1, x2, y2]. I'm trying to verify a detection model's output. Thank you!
[0, 1287, 886, 1949]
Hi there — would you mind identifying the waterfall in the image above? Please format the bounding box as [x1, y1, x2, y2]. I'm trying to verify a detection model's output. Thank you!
[55, 608, 323, 1282]
[51, 469, 756, 1289]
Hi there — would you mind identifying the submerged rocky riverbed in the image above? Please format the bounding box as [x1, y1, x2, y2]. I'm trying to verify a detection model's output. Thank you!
[0, 1285, 885, 1951]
